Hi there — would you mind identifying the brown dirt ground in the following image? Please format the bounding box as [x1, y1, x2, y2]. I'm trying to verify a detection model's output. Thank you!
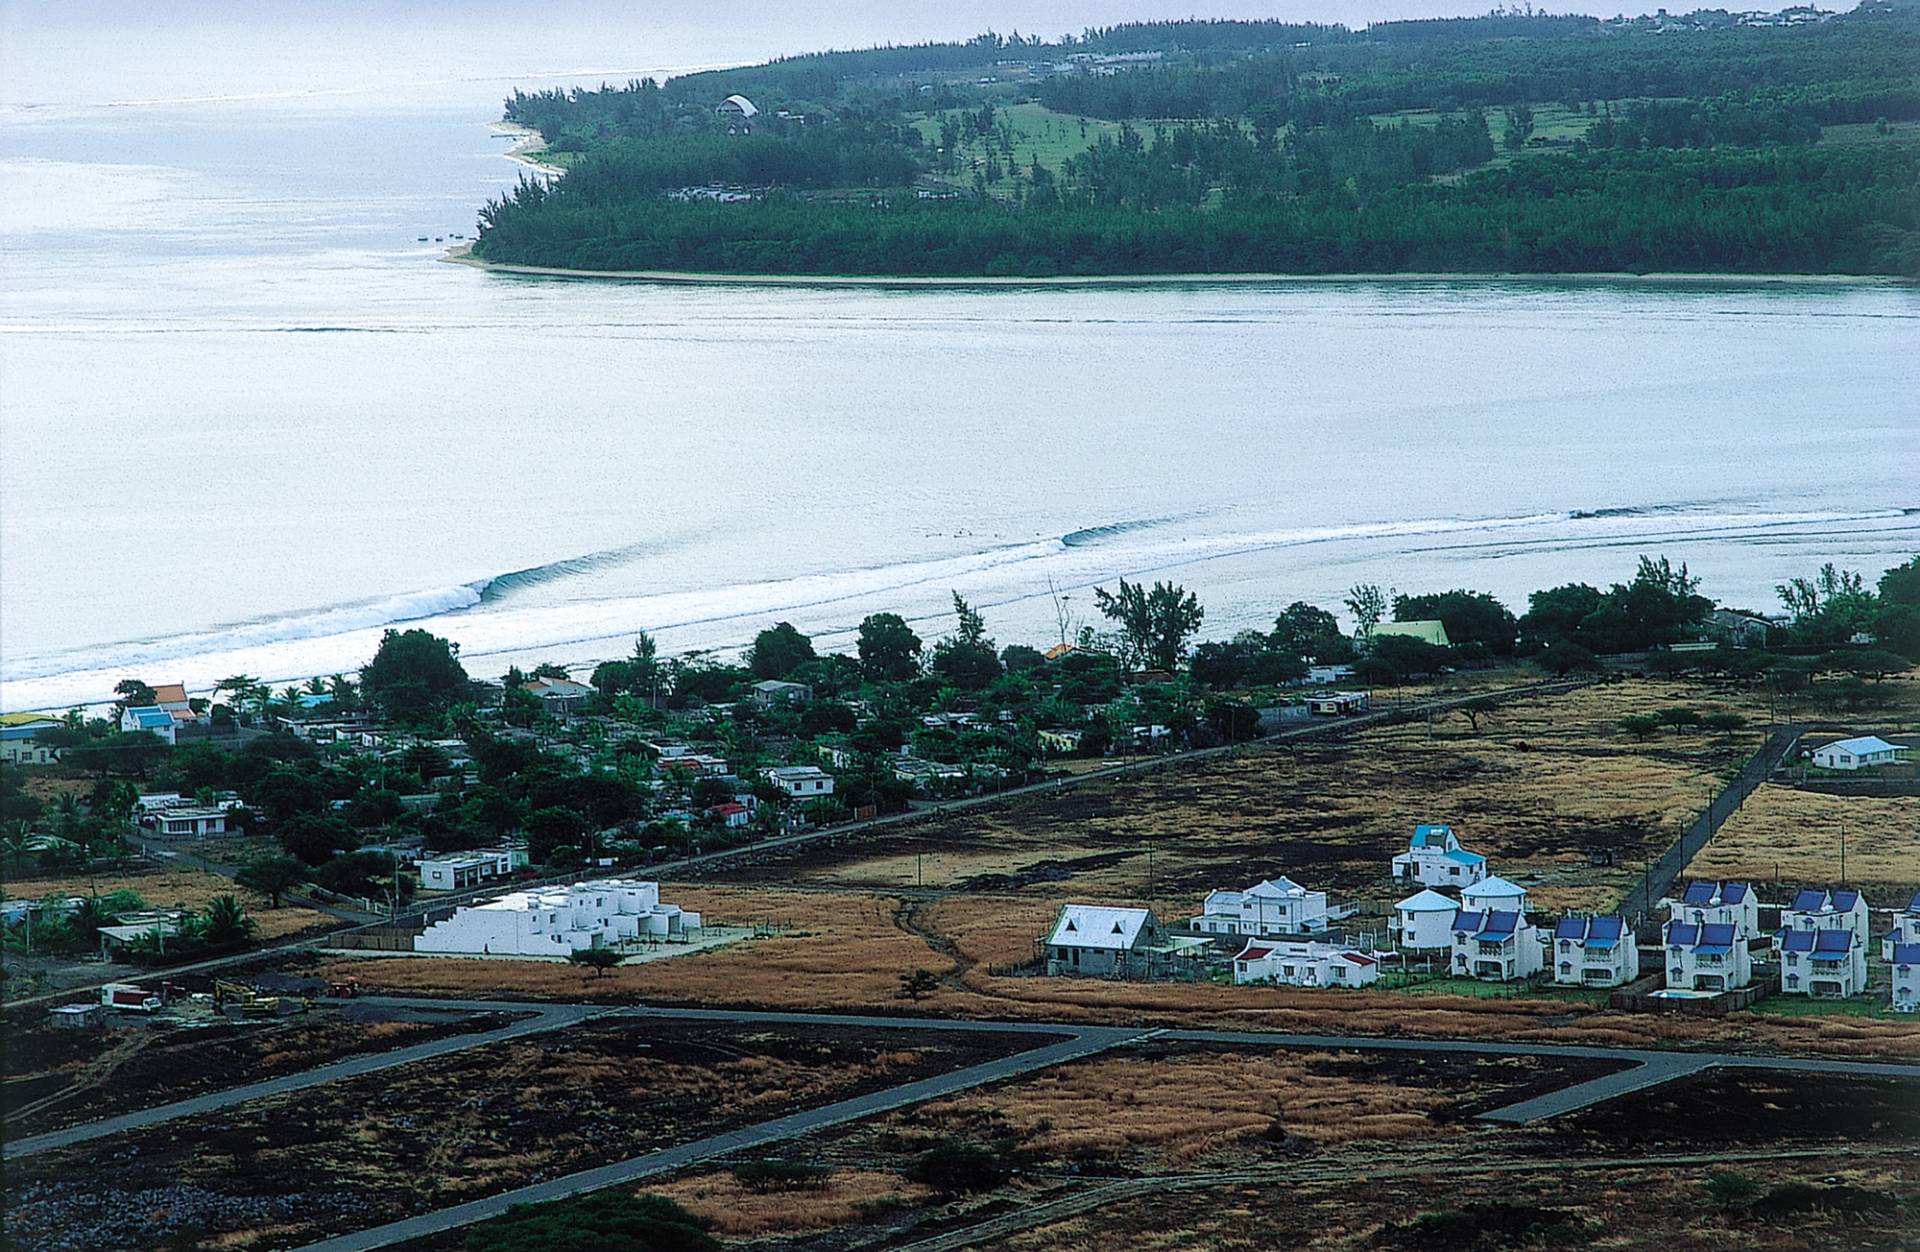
[1, 865, 333, 941]
[645, 1169, 934, 1237]
[4, 1018, 1033, 1251]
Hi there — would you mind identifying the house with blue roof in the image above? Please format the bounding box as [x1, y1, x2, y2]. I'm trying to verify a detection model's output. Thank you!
[0, 714, 64, 765]
[119, 705, 179, 745]
[1775, 887, 1869, 955]
[1551, 915, 1640, 987]
[1391, 824, 1489, 889]
[1883, 890, 1920, 962]
[1663, 919, 1752, 992]
[1890, 942, 1920, 1012]
[1779, 927, 1867, 998]
[1450, 909, 1542, 981]
[1665, 880, 1760, 939]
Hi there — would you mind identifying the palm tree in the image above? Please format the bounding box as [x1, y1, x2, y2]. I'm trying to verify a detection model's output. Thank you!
[214, 675, 259, 710]
[304, 676, 330, 697]
[198, 894, 257, 947]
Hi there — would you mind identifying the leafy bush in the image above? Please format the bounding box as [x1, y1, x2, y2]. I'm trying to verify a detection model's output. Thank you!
[906, 1139, 1008, 1193]
[1703, 1170, 1763, 1207]
[731, 1158, 833, 1191]
[463, 1192, 718, 1251]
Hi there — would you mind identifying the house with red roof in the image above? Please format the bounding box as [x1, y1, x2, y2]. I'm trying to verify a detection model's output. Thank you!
[1231, 939, 1378, 988]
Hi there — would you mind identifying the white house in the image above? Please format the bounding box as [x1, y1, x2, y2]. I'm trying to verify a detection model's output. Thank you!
[1037, 728, 1085, 755]
[1663, 920, 1751, 992]
[1778, 928, 1867, 998]
[1776, 888, 1869, 952]
[419, 847, 528, 892]
[1450, 910, 1542, 981]
[0, 715, 63, 765]
[1890, 942, 1920, 1012]
[765, 765, 834, 799]
[1190, 876, 1331, 937]
[1667, 881, 1760, 938]
[120, 705, 179, 744]
[1391, 824, 1488, 888]
[1390, 889, 1460, 950]
[414, 879, 699, 957]
[1551, 916, 1640, 987]
[1461, 875, 1528, 915]
[750, 679, 813, 706]
[1810, 736, 1908, 771]
[1045, 904, 1164, 977]
[1231, 939, 1378, 988]
[1883, 890, 1920, 960]
[1307, 691, 1369, 716]
[140, 806, 229, 838]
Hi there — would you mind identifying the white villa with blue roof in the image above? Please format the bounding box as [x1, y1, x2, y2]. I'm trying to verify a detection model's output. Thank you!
[1775, 887, 1869, 951]
[1663, 919, 1752, 991]
[1450, 909, 1542, 981]
[1883, 890, 1920, 961]
[120, 705, 179, 745]
[1551, 916, 1640, 987]
[1667, 881, 1760, 939]
[1190, 876, 1332, 937]
[1890, 942, 1920, 1012]
[1391, 824, 1488, 889]
[1779, 927, 1866, 997]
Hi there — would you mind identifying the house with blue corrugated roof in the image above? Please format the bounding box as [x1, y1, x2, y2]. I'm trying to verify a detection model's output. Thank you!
[1775, 887, 1869, 955]
[1391, 823, 1489, 889]
[1663, 919, 1752, 992]
[1779, 927, 1866, 997]
[1883, 890, 1920, 961]
[1450, 909, 1542, 981]
[1665, 880, 1760, 939]
[119, 705, 178, 745]
[1890, 942, 1920, 1012]
[1552, 915, 1640, 987]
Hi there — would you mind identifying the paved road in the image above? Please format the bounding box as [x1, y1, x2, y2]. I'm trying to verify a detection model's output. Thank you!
[1617, 721, 1806, 928]
[0, 1001, 608, 1161]
[290, 1025, 1144, 1252]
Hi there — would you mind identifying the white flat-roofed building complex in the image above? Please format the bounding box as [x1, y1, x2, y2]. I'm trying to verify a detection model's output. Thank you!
[1190, 876, 1331, 937]
[1231, 939, 1378, 988]
[414, 879, 700, 958]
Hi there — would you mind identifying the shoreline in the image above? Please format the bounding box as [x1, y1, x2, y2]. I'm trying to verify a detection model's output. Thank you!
[440, 246, 1908, 289]
[488, 121, 567, 179]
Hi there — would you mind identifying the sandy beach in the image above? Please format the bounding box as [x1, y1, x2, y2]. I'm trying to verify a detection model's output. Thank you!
[488, 121, 567, 178]
[441, 245, 1904, 289]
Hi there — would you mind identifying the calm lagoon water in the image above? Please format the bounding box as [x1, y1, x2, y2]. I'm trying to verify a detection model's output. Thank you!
[2, 46, 1915, 710]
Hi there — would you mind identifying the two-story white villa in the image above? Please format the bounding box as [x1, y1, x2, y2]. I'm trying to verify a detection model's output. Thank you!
[1231, 939, 1378, 988]
[1776, 888, 1869, 952]
[1550, 915, 1640, 987]
[1449, 910, 1542, 982]
[1391, 824, 1488, 889]
[1390, 889, 1460, 951]
[1779, 928, 1867, 998]
[1663, 920, 1751, 991]
[1890, 942, 1920, 1012]
[1667, 881, 1761, 938]
[1190, 876, 1331, 937]
[1883, 890, 1920, 961]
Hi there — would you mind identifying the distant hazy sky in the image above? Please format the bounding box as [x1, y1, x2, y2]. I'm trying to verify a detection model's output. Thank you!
[2, 1, 1689, 109]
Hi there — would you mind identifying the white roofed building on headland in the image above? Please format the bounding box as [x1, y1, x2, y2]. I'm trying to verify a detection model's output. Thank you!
[1231, 939, 1378, 988]
[1044, 904, 1165, 977]
[1189, 876, 1332, 937]
[414, 879, 700, 958]
[1390, 889, 1460, 951]
[1390, 824, 1487, 888]
[766, 765, 834, 799]
[1810, 736, 1907, 770]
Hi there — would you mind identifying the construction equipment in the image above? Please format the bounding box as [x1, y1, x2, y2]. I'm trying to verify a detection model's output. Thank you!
[325, 976, 360, 999]
[213, 979, 286, 1017]
[100, 983, 162, 1013]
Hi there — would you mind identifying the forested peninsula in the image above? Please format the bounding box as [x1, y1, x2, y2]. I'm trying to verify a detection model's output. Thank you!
[471, 3, 1920, 279]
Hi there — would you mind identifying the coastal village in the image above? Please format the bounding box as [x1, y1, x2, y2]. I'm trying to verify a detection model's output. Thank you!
[4, 554, 1920, 1249]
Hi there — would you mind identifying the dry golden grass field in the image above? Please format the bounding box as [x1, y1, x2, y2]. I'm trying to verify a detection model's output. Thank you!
[1687, 785, 1918, 899]
[726, 679, 1782, 915]
[645, 1169, 933, 1237]
[1, 865, 332, 941]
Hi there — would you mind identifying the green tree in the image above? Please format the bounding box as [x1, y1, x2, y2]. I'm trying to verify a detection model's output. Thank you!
[462, 1192, 719, 1252]
[747, 622, 816, 680]
[931, 593, 1001, 691]
[236, 853, 307, 907]
[857, 612, 923, 681]
[897, 968, 940, 1000]
[1503, 103, 1535, 150]
[1393, 590, 1517, 655]
[197, 894, 258, 947]
[1092, 579, 1205, 671]
[569, 946, 624, 977]
[359, 629, 470, 726]
[113, 678, 157, 709]
[1345, 583, 1390, 640]
[1270, 601, 1346, 659]
[1619, 714, 1660, 741]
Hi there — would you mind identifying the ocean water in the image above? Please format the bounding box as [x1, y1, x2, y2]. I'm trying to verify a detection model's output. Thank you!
[3, 15, 1916, 711]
